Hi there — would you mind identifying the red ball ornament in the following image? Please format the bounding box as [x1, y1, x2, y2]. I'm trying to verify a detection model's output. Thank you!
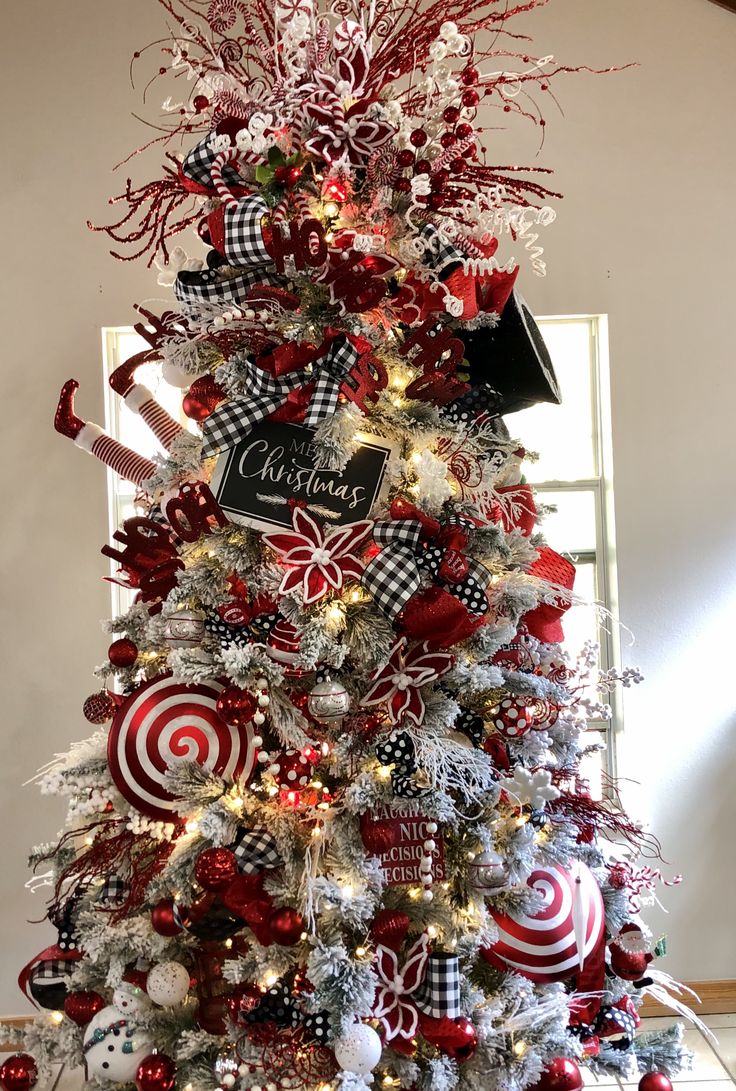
[397, 149, 415, 167]
[460, 65, 479, 85]
[415, 159, 431, 174]
[528, 1059, 583, 1091]
[443, 105, 461, 124]
[370, 909, 411, 951]
[63, 990, 105, 1027]
[638, 1075, 673, 1091]
[192, 95, 209, 112]
[409, 128, 428, 147]
[108, 638, 138, 668]
[360, 813, 399, 855]
[216, 685, 258, 727]
[135, 1053, 177, 1091]
[195, 848, 239, 893]
[396, 178, 411, 194]
[462, 88, 480, 108]
[269, 907, 305, 945]
[428, 193, 446, 211]
[433, 168, 450, 188]
[183, 375, 226, 421]
[226, 983, 264, 1025]
[439, 131, 456, 149]
[489, 696, 547, 739]
[455, 122, 473, 140]
[0, 1055, 38, 1091]
[420, 1015, 477, 1061]
[151, 898, 184, 937]
[83, 691, 115, 724]
[269, 747, 315, 788]
[450, 156, 466, 174]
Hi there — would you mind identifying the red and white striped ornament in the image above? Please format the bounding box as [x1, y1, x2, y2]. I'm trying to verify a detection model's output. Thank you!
[483, 862, 604, 983]
[107, 675, 258, 821]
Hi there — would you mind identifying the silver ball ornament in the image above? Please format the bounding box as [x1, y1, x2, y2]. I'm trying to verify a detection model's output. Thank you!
[163, 609, 205, 649]
[307, 679, 350, 723]
[468, 849, 507, 893]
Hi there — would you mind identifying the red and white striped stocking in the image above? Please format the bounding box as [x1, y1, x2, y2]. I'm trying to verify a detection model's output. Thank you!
[73, 424, 157, 487]
[122, 384, 185, 451]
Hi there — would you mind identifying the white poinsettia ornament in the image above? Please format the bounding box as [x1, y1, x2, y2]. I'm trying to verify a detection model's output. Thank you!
[263, 507, 373, 604]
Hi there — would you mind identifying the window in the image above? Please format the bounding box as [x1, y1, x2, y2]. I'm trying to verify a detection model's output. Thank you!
[103, 316, 619, 788]
[513, 315, 619, 792]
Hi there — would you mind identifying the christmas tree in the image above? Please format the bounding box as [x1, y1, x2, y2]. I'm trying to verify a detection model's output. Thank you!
[1, 2, 703, 1091]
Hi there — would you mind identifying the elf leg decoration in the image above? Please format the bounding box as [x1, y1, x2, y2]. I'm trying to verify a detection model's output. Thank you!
[109, 352, 185, 451]
[54, 379, 157, 487]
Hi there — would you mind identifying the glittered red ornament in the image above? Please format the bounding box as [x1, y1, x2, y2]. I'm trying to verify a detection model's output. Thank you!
[195, 848, 239, 893]
[462, 88, 480, 108]
[418, 1015, 477, 1061]
[528, 1058, 583, 1091]
[135, 1053, 177, 1091]
[183, 375, 226, 421]
[108, 638, 138, 668]
[269, 907, 305, 945]
[226, 982, 264, 1025]
[216, 685, 258, 727]
[409, 128, 428, 147]
[370, 909, 411, 951]
[63, 990, 105, 1027]
[151, 898, 184, 937]
[0, 1055, 38, 1091]
[360, 813, 399, 855]
[83, 691, 115, 724]
[638, 1075, 673, 1091]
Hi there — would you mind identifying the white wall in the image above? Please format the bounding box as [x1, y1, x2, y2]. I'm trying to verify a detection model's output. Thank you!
[1, 0, 734, 1013]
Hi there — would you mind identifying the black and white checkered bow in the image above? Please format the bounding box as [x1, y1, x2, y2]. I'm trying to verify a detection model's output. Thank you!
[174, 265, 283, 309]
[95, 875, 128, 909]
[414, 952, 461, 1019]
[201, 359, 308, 459]
[303, 336, 360, 427]
[182, 133, 245, 190]
[420, 223, 466, 280]
[230, 826, 283, 874]
[221, 195, 273, 267]
[362, 516, 490, 620]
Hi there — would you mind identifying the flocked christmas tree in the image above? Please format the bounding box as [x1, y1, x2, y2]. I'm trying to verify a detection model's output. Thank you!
[0, 2, 707, 1091]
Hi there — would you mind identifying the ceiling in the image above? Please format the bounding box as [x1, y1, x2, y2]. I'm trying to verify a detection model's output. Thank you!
[709, 0, 736, 10]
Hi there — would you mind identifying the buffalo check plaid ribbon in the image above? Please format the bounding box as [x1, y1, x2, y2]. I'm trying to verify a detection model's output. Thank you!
[182, 133, 245, 189]
[420, 223, 465, 280]
[230, 826, 283, 874]
[303, 336, 360, 427]
[414, 952, 461, 1019]
[175, 265, 282, 308]
[201, 359, 308, 458]
[222, 196, 273, 266]
[362, 516, 490, 619]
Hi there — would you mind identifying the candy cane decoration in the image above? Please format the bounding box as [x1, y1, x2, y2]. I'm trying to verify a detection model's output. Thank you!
[211, 148, 242, 208]
[54, 380, 157, 488]
[484, 863, 604, 983]
[107, 675, 259, 822]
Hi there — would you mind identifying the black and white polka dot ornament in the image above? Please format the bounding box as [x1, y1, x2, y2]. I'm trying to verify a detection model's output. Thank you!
[204, 617, 250, 649]
[455, 708, 484, 747]
[303, 1010, 331, 1043]
[376, 732, 416, 774]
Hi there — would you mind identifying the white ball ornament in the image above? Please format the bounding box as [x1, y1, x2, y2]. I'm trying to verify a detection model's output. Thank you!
[333, 1022, 383, 1075]
[146, 961, 191, 1006]
[468, 849, 508, 893]
[83, 1004, 152, 1081]
[307, 679, 351, 723]
[163, 609, 205, 649]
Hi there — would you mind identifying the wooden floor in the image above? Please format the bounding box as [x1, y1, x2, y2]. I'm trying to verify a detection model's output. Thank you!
[36, 1015, 736, 1089]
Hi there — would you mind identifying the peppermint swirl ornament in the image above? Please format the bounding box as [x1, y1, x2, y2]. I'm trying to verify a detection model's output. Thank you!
[107, 675, 258, 821]
[484, 862, 604, 983]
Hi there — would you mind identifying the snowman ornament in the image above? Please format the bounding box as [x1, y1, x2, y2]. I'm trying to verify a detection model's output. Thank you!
[83, 985, 152, 1081]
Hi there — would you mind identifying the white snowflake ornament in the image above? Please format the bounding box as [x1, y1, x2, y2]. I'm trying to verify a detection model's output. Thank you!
[500, 767, 561, 810]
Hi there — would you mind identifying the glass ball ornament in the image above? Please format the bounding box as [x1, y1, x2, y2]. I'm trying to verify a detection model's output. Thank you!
[528, 1059, 583, 1091]
[307, 679, 350, 723]
[269, 906, 305, 945]
[151, 898, 184, 937]
[135, 1053, 176, 1091]
[0, 1054, 38, 1091]
[194, 847, 238, 892]
[63, 990, 106, 1027]
[108, 638, 138, 668]
[146, 961, 191, 1007]
[216, 685, 259, 727]
[638, 1076, 673, 1091]
[83, 690, 115, 724]
[467, 849, 507, 892]
[333, 1022, 383, 1074]
[163, 609, 204, 649]
[409, 128, 428, 147]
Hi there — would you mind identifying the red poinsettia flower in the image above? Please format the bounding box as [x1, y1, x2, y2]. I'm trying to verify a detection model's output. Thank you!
[360, 639, 454, 725]
[263, 508, 373, 605]
[303, 93, 395, 165]
[373, 934, 430, 1041]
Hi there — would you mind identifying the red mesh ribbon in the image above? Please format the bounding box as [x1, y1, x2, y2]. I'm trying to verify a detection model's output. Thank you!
[522, 546, 576, 643]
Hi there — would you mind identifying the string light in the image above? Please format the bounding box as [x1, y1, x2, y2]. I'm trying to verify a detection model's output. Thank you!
[323, 200, 339, 217]
[263, 971, 279, 987]
[50, 1011, 64, 1025]
[427, 924, 439, 939]
[224, 938, 233, 949]
[341, 884, 354, 901]
[513, 1040, 528, 1057]
[355, 946, 368, 958]
[185, 818, 199, 834]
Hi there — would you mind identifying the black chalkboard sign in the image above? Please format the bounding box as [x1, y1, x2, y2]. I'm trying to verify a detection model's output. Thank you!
[210, 421, 395, 531]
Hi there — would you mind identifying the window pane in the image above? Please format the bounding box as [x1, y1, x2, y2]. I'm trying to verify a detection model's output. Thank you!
[512, 319, 597, 483]
[562, 560, 598, 656]
[535, 489, 597, 554]
[578, 730, 607, 800]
